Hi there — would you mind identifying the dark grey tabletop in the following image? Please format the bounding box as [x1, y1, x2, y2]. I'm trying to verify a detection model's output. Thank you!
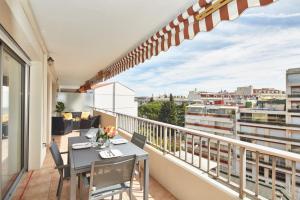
[68, 135, 149, 172]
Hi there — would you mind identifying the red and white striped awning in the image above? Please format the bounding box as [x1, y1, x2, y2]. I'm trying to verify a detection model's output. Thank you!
[80, 0, 277, 92]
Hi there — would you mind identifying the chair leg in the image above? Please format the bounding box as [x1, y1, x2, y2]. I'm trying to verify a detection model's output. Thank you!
[129, 181, 133, 200]
[57, 176, 63, 200]
[119, 192, 123, 200]
[78, 175, 80, 189]
[56, 177, 61, 197]
[129, 188, 132, 200]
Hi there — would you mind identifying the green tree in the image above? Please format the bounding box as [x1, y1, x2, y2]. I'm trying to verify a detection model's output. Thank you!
[159, 98, 177, 125]
[149, 95, 154, 102]
[177, 103, 187, 127]
[245, 101, 252, 108]
[138, 94, 187, 127]
[169, 93, 174, 102]
[138, 101, 162, 120]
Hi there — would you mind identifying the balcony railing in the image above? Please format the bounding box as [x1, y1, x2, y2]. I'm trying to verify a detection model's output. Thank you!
[288, 94, 300, 98]
[95, 108, 300, 200]
[288, 109, 300, 113]
[238, 119, 300, 128]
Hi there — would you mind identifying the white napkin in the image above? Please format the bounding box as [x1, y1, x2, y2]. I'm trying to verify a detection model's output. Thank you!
[110, 138, 128, 145]
[99, 149, 123, 158]
[85, 134, 93, 139]
[72, 142, 91, 149]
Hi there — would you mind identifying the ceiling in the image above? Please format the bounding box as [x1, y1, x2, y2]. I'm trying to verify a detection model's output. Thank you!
[28, 0, 196, 88]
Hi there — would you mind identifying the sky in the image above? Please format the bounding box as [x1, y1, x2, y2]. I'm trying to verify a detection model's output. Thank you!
[109, 0, 300, 97]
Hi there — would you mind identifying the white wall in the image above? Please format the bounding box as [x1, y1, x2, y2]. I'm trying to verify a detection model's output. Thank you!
[28, 61, 46, 169]
[115, 83, 137, 116]
[57, 92, 93, 112]
[94, 83, 114, 111]
[94, 82, 137, 116]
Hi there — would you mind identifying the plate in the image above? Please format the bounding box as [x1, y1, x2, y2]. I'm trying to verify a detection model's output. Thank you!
[110, 139, 128, 145]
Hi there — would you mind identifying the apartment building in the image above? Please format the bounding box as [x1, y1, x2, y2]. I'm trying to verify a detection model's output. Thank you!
[187, 90, 239, 105]
[185, 104, 238, 138]
[185, 104, 239, 175]
[236, 68, 300, 198]
[184, 69, 300, 198]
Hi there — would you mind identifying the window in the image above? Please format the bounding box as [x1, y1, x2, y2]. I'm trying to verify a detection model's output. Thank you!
[288, 74, 300, 85]
[268, 170, 286, 182]
[240, 113, 252, 121]
[291, 101, 300, 110]
[291, 86, 300, 95]
[268, 114, 285, 123]
[259, 166, 264, 176]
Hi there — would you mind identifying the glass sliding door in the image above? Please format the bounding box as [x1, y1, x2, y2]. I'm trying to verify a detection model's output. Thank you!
[0, 43, 27, 199]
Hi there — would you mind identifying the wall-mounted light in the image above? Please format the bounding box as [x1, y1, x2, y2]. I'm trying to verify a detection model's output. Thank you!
[47, 57, 54, 65]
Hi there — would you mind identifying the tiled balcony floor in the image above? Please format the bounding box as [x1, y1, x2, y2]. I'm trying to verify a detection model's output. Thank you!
[13, 131, 176, 200]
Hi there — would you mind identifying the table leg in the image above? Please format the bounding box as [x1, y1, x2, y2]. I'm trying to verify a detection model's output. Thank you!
[70, 168, 76, 200]
[143, 159, 149, 200]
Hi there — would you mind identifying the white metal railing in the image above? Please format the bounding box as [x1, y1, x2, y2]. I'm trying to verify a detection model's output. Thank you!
[95, 108, 300, 200]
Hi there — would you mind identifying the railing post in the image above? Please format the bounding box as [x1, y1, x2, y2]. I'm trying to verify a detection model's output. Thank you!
[216, 140, 220, 177]
[227, 143, 232, 183]
[199, 137, 202, 170]
[292, 161, 296, 200]
[115, 113, 118, 130]
[255, 151, 259, 198]
[163, 126, 168, 155]
[207, 138, 211, 173]
[192, 135, 195, 165]
[239, 146, 246, 199]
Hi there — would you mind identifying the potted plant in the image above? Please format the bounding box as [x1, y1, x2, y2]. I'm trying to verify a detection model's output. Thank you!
[55, 101, 65, 116]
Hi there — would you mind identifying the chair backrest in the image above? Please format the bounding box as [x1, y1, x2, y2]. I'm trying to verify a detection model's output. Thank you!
[49, 141, 64, 176]
[131, 132, 147, 149]
[89, 155, 136, 192]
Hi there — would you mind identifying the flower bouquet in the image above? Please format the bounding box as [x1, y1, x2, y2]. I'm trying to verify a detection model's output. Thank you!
[103, 126, 117, 139]
[97, 126, 117, 148]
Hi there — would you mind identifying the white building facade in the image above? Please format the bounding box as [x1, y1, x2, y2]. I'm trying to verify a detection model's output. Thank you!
[93, 82, 138, 116]
[236, 68, 300, 198]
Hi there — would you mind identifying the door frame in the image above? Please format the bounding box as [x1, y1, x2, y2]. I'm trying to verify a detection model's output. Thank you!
[0, 41, 30, 200]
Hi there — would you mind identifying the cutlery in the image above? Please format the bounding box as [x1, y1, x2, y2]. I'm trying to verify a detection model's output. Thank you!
[108, 150, 114, 157]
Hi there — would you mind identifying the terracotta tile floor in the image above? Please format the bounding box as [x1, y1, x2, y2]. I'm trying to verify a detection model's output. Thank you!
[13, 131, 176, 200]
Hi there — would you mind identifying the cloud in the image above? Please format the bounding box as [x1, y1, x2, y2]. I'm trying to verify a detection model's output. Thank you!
[110, 0, 300, 96]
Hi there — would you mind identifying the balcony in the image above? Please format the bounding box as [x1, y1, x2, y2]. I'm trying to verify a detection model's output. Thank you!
[238, 131, 300, 146]
[238, 119, 286, 126]
[288, 94, 300, 98]
[94, 109, 300, 200]
[238, 119, 300, 130]
[288, 109, 300, 113]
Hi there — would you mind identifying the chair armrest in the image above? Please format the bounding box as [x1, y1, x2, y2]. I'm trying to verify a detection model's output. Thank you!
[55, 164, 69, 170]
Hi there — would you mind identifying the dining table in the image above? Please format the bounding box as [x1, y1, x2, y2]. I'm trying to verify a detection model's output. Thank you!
[68, 128, 149, 200]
